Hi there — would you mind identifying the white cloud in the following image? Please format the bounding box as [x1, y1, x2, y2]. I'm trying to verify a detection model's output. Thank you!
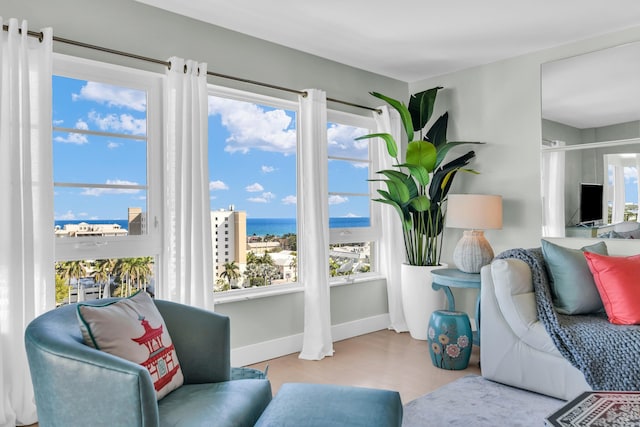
[282, 195, 297, 205]
[56, 210, 77, 220]
[81, 179, 141, 196]
[53, 119, 64, 126]
[107, 141, 122, 149]
[343, 212, 361, 217]
[329, 195, 349, 205]
[327, 123, 369, 159]
[262, 165, 276, 173]
[54, 119, 90, 144]
[208, 97, 296, 154]
[88, 111, 146, 135]
[73, 82, 146, 112]
[246, 182, 264, 192]
[54, 132, 88, 145]
[209, 180, 229, 191]
[248, 192, 275, 203]
[625, 166, 638, 183]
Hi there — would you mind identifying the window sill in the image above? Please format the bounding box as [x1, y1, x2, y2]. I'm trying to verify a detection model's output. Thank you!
[214, 273, 385, 305]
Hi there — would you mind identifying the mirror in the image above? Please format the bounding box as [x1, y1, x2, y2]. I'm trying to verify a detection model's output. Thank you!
[541, 41, 640, 238]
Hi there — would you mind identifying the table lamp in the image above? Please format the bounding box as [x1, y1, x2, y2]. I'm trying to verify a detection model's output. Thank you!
[446, 194, 503, 273]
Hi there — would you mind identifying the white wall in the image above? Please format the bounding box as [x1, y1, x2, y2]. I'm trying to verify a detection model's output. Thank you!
[410, 26, 640, 315]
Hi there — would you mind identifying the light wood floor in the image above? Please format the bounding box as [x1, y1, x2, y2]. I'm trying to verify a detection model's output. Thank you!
[248, 329, 481, 404]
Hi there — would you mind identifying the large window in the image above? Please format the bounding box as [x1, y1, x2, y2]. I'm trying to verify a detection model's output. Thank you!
[327, 110, 378, 281]
[208, 87, 298, 292]
[52, 55, 162, 302]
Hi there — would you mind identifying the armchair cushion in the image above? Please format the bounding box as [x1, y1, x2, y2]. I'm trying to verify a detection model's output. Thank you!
[77, 290, 184, 399]
[541, 239, 607, 315]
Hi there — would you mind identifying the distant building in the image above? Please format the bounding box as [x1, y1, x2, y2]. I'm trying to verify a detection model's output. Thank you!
[211, 207, 247, 284]
[128, 207, 145, 235]
[54, 222, 128, 238]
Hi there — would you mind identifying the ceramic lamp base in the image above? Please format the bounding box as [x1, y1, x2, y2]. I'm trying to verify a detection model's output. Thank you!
[452, 230, 494, 273]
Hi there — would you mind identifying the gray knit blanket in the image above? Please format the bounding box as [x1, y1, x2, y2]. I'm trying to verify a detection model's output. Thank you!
[496, 248, 640, 391]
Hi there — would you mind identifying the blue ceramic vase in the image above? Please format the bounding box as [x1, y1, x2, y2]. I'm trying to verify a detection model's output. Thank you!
[427, 310, 472, 370]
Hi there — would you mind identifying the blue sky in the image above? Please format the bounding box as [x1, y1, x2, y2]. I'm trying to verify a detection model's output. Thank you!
[53, 76, 371, 221]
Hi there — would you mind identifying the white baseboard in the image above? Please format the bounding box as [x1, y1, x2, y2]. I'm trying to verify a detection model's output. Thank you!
[230, 313, 391, 367]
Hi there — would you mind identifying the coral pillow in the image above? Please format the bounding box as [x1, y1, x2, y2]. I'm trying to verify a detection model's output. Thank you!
[77, 291, 184, 399]
[584, 252, 640, 325]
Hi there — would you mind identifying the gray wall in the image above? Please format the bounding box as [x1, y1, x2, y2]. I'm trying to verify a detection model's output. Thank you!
[410, 25, 640, 315]
[7, 0, 640, 358]
[4, 0, 403, 358]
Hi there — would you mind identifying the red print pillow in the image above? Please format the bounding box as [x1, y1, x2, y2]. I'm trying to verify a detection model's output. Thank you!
[584, 252, 640, 325]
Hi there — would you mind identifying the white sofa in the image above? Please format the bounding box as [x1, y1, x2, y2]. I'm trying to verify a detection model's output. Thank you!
[480, 237, 639, 400]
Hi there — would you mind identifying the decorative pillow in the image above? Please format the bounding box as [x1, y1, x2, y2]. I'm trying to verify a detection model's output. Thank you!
[77, 291, 184, 399]
[584, 252, 640, 325]
[541, 240, 608, 315]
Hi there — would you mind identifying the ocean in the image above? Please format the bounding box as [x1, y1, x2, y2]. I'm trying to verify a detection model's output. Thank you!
[55, 217, 370, 237]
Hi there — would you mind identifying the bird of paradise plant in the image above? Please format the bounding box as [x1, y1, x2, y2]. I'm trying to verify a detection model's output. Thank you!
[357, 87, 481, 266]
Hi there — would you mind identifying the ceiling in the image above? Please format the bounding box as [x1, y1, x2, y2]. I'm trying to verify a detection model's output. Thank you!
[136, 0, 640, 83]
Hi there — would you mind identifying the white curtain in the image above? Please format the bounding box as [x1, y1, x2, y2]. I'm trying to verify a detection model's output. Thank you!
[162, 57, 214, 311]
[298, 89, 334, 360]
[0, 18, 54, 427]
[541, 142, 566, 237]
[611, 164, 625, 224]
[373, 106, 408, 332]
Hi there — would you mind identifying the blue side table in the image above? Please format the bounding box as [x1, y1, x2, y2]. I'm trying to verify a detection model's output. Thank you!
[431, 268, 481, 346]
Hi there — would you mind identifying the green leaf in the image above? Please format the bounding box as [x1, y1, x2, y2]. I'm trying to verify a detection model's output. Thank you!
[429, 151, 476, 203]
[408, 87, 442, 134]
[435, 141, 484, 168]
[371, 92, 414, 141]
[355, 132, 398, 158]
[405, 140, 437, 172]
[410, 195, 431, 212]
[377, 170, 418, 200]
[399, 163, 430, 187]
[425, 112, 448, 150]
[373, 198, 412, 231]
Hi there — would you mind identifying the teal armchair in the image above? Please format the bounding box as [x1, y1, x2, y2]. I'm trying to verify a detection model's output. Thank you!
[24, 298, 272, 427]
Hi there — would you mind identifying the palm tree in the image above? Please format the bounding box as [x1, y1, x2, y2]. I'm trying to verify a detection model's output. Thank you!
[115, 258, 134, 297]
[56, 260, 87, 304]
[220, 261, 240, 288]
[93, 259, 115, 298]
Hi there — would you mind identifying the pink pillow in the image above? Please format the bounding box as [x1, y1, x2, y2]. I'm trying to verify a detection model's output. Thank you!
[584, 252, 640, 325]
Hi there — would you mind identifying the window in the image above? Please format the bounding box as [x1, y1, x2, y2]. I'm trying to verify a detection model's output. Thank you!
[52, 55, 162, 302]
[605, 153, 640, 223]
[327, 110, 378, 280]
[208, 87, 298, 292]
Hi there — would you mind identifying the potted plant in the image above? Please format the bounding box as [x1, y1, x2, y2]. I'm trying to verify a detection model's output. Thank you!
[357, 86, 481, 339]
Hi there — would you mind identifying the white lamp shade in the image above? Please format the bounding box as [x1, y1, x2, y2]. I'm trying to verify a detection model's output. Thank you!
[446, 194, 503, 230]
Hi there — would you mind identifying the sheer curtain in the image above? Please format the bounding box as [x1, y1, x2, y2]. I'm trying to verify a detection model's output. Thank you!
[541, 141, 566, 237]
[298, 89, 334, 360]
[611, 164, 626, 224]
[0, 18, 54, 427]
[162, 57, 214, 311]
[373, 106, 408, 332]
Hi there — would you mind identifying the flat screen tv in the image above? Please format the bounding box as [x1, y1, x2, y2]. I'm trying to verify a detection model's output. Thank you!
[580, 183, 604, 225]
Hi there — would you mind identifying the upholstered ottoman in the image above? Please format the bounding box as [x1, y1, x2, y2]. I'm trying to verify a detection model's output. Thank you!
[254, 383, 403, 427]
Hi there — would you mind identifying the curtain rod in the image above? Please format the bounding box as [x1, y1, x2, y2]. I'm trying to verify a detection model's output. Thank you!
[3, 24, 381, 114]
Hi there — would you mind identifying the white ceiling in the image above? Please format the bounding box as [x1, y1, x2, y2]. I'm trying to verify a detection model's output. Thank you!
[136, 0, 640, 83]
[137, 0, 640, 129]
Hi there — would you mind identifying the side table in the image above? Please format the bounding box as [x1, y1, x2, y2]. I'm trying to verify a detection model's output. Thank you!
[431, 268, 481, 345]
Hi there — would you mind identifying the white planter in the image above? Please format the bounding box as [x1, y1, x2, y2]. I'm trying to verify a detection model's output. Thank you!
[401, 263, 448, 340]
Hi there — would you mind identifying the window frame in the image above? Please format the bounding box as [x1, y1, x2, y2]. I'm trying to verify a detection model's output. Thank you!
[327, 109, 380, 280]
[207, 84, 300, 294]
[52, 54, 163, 262]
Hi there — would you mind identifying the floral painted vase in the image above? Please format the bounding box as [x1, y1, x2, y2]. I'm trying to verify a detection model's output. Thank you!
[427, 310, 472, 370]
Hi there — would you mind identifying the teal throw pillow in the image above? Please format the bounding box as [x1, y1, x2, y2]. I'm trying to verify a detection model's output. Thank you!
[541, 239, 608, 315]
